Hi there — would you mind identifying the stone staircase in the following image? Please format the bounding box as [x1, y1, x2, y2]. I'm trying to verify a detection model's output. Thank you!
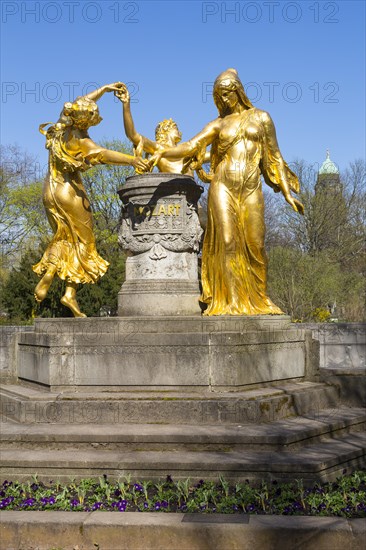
[1, 376, 365, 484]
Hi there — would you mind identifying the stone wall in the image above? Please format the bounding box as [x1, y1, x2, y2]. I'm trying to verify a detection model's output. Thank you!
[294, 323, 365, 369]
[0, 323, 364, 385]
[0, 326, 33, 382]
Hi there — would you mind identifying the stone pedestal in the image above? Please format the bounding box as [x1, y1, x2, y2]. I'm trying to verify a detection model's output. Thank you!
[14, 316, 317, 392]
[118, 173, 204, 316]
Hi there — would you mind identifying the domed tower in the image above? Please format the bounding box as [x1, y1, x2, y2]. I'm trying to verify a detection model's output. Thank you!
[313, 150, 346, 256]
[315, 150, 342, 194]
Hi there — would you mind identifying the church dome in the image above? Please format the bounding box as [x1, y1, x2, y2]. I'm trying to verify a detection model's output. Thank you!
[319, 150, 339, 174]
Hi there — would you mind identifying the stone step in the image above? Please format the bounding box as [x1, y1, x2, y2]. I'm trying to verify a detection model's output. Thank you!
[1, 432, 365, 484]
[1, 512, 364, 550]
[0, 381, 340, 425]
[0, 408, 365, 452]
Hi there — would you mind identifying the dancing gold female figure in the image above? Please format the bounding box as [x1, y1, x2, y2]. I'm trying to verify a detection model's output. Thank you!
[158, 69, 304, 316]
[33, 83, 148, 317]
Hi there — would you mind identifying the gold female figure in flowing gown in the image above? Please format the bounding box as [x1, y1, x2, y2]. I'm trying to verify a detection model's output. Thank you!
[158, 69, 304, 316]
[33, 83, 149, 317]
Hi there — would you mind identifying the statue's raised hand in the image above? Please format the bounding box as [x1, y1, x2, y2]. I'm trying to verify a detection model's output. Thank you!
[104, 82, 125, 94]
[114, 84, 129, 103]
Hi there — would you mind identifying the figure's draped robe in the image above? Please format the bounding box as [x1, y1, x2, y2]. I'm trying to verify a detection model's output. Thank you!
[200, 109, 298, 316]
[33, 130, 109, 284]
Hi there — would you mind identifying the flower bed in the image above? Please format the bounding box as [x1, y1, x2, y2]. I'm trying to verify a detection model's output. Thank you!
[1, 471, 365, 518]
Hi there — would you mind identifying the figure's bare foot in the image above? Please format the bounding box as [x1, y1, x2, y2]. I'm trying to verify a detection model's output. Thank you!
[60, 295, 87, 318]
[34, 269, 56, 302]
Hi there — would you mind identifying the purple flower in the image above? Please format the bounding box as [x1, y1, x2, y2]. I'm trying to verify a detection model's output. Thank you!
[134, 483, 143, 492]
[155, 502, 161, 510]
[21, 498, 36, 507]
[0, 498, 13, 509]
[30, 483, 38, 492]
[112, 500, 127, 512]
[144, 502, 149, 509]
[166, 475, 173, 483]
[41, 496, 56, 506]
[92, 502, 102, 510]
[161, 500, 168, 509]
[247, 504, 256, 512]
[114, 489, 121, 497]
[70, 499, 79, 507]
[232, 505, 239, 511]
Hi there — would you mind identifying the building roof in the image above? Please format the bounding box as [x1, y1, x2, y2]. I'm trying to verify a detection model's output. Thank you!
[319, 150, 339, 174]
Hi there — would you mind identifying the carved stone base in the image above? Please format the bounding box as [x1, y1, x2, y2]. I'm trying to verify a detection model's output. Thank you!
[15, 316, 318, 392]
[118, 173, 203, 316]
[119, 278, 201, 316]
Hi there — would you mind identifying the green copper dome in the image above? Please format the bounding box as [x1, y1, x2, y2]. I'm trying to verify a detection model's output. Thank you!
[319, 150, 339, 174]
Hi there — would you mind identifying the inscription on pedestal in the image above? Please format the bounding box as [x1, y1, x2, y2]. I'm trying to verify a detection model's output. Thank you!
[117, 173, 204, 315]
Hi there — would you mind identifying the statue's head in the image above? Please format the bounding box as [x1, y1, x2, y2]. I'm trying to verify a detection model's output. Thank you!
[213, 68, 254, 116]
[155, 118, 182, 145]
[63, 97, 102, 129]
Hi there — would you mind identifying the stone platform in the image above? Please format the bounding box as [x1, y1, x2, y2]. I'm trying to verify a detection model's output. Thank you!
[1, 377, 365, 483]
[15, 316, 317, 391]
[1, 316, 365, 485]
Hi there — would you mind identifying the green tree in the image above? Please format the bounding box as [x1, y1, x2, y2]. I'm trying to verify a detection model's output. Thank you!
[0, 144, 48, 265]
[267, 247, 344, 321]
[265, 159, 366, 321]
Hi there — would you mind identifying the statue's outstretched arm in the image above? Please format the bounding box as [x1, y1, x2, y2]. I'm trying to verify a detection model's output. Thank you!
[161, 119, 220, 160]
[82, 82, 125, 103]
[115, 85, 157, 154]
[261, 111, 304, 215]
[77, 137, 149, 172]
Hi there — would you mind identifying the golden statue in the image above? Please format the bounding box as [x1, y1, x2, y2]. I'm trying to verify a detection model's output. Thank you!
[115, 84, 210, 177]
[156, 69, 304, 316]
[33, 83, 149, 317]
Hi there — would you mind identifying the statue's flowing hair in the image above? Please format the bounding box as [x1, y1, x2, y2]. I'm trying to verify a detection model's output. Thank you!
[213, 68, 254, 116]
[155, 118, 181, 145]
[39, 98, 102, 172]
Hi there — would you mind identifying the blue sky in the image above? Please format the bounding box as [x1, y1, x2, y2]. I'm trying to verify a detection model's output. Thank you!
[1, 0, 365, 175]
